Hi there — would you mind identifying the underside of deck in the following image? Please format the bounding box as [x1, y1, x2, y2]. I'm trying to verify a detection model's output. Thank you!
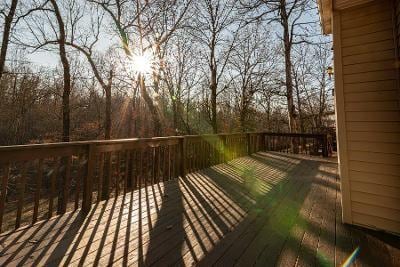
[0, 152, 398, 266]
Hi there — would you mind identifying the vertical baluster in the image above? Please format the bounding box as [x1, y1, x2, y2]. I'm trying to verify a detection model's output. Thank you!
[175, 144, 180, 178]
[131, 150, 137, 189]
[192, 142, 195, 172]
[154, 146, 159, 184]
[162, 146, 167, 181]
[101, 151, 112, 201]
[172, 145, 177, 178]
[159, 146, 165, 181]
[208, 142, 212, 166]
[312, 138, 315, 155]
[124, 151, 130, 194]
[60, 155, 71, 214]
[48, 159, 59, 219]
[191, 142, 194, 171]
[74, 154, 83, 210]
[306, 138, 309, 155]
[157, 146, 162, 181]
[198, 141, 202, 169]
[196, 142, 200, 170]
[97, 153, 104, 203]
[178, 143, 182, 176]
[195, 141, 198, 169]
[187, 143, 191, 173]
[150, 147, 154, 185]
[32, 159, 43, 224]
[194, 142, 197, 170]
[170, 145, 175, 179]
[205, 140, 209, 167]
[189, 142, 192, 173]
[286, 137, 289, 153]
[139, 147, 144, 188]
[15, 162, 27, 229]
[82, 144, 95, 213]
[115, 152, 120, 196]
[0, 163, 10, 232]
[142, 148, 146, 187]
[179, 139, 185, 178]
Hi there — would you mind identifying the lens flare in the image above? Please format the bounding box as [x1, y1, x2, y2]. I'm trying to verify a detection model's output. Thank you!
[341, 247, 360, 267]
[130, 52, 154, 75]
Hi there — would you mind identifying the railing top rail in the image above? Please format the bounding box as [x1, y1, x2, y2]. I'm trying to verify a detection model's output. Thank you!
[0, 132, 265, 151]
[0, 136, 183, 151]
[0, 131, 327, 153]
[263, 132, 326, 138]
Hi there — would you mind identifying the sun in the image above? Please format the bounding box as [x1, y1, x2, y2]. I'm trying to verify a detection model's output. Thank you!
[130, 52, 154, 75]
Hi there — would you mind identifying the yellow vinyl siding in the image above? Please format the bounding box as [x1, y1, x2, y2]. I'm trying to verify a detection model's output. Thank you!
[345, 101, 399, 111]
[343, 70, 397, 83]
[352, 202, 400, 226]
[334, 0, 400, 235]
[342, 39, 394, 56]
[342, 20, 393, 39]
[345, 90, 398, 101]
[347, 141, 400, 153]
[343, 60, 396, 74]
[348, 151, 400, 165]
[346, 111, 399, 121]
[350, 170, 400, 187]
[346, 122, 400, 132]
[342, 29, 394, 47]
[341, 80, 397, 92]
[351, 181, 400, 199]
[341, 8, 391, 29]
[353, 212, 400, 233]
[396, 0, 400, 52]
[343, 49, 395, 65]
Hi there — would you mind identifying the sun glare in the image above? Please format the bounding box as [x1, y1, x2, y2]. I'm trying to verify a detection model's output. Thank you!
[130, 52, 154, 75]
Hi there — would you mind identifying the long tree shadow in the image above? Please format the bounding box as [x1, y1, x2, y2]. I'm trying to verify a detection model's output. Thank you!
[196, 152, 322, 266]
[2, 152, 395, 266]
[141, 179, 184, 266]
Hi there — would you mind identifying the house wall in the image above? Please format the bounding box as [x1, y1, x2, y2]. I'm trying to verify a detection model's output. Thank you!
[396, 0, 400, 53]
[332, 0, 400, 234]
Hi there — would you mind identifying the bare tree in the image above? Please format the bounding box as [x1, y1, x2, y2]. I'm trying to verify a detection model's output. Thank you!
[0, 0, 18, 80]
[228, 24, 275, 131]
[191, 0, 239, 133]
[241, 0, 313, 134]
[49, 0, 71, 142]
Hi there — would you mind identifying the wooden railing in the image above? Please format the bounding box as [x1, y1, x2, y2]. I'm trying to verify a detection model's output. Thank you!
[0, 132, 328, 233]
[264, 132, 329, 157]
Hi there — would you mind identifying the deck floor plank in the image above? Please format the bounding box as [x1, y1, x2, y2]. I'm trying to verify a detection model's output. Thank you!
[0, 152, 398, 267]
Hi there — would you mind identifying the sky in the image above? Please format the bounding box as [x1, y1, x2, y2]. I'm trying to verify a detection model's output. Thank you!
[3, 0, 328, 72]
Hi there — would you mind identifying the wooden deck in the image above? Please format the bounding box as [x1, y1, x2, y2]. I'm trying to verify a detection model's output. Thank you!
[0, 152, 398, 266]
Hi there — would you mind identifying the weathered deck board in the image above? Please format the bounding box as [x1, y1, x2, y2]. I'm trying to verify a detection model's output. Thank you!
[0, 152, 398, 266]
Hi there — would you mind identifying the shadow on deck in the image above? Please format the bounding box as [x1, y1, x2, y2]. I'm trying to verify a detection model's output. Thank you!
[0, 152, 398, 266]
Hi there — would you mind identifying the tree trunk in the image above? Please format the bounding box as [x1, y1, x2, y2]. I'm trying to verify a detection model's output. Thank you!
[50, 0, 71, 142]
[0, 0, 18, 81]
[210, 62, 218, 133]
[139, 74, 162, 137]
[104, 71, 113, 140]
[294, 72, 304, 133]
[172, 98, 178, 134]
[281, 1, 297, 134]
[50, 0, 72, 215]
[281, 0, 298, 153]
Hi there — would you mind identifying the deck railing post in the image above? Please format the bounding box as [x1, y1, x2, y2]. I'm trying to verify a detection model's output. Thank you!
[221, 135, 227, 163]
[179, 137, 186, 177]
[82, 144, 95, 213]
[246, 133, 251, 155]
[322, 134, 328, 157]
[261, 132, 266, 152]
